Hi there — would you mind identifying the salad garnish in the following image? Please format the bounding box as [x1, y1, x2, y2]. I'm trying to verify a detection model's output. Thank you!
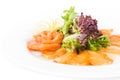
[60, 6, 110, 52]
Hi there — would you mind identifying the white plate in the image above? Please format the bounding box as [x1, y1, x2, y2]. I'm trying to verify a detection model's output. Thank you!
[1, 0, 120, 79]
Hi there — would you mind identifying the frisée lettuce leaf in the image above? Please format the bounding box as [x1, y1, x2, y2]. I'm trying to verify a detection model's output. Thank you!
[62, 6, 77, 35]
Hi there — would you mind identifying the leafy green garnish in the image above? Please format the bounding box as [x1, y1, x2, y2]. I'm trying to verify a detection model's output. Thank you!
[62, 34, 81, 50]
[87, 37, 101, 51]
[62, 6, 77, 34]
[87, 36, 110, 51]
[97, 35, 110, 47]
[62, 38, 81, 50]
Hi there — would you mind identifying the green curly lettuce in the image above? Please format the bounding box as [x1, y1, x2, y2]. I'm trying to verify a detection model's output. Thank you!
[62, 34, 81, 51]
[87, 36, 110, 51]
[62, 6, 78, 35]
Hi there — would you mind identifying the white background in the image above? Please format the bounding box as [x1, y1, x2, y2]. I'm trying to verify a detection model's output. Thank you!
[1, 0, 120, 80]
